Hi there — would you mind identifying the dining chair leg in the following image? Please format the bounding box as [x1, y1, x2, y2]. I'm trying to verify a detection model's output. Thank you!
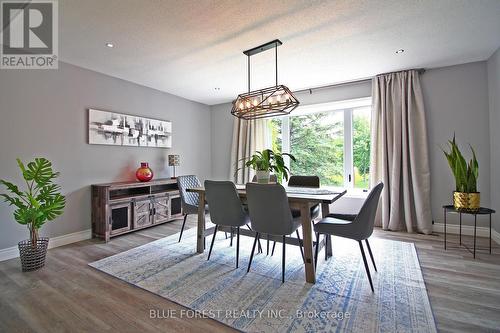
[225, 232, 228, 239]
[230, 228, 233, 247]
[247, 232, 259, 273]
[365, 239, 377, 272]
[236, 227, 240, 268]
[178, 214, 188, 242]
[282, 235, 286, 283]
[295, 230, 305, 263]
[358, 240, 374, 292]
[271, 241, 276, 256]
[208, 225, 218, 260]
[314, 232, 320, 270]
[325, 234, 329, 260]
[247, 224, 263, 253]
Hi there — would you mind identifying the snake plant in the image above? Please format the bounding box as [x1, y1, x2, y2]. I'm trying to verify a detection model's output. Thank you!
[442, 136, 479, 193]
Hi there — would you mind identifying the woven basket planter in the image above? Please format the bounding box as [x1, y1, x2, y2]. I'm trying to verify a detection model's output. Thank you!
[18, 238, 49, 272]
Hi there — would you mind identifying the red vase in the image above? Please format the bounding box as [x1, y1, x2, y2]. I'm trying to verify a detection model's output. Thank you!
[136, 162, 153, 182]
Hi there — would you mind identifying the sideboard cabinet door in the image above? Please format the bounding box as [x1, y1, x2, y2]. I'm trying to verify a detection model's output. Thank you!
[133, 199, 153, 229]
[153, 195, 170, 224]
[110, 202, 132, 235]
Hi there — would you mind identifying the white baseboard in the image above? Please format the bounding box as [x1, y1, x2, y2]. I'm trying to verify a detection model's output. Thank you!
[433, 223, 500, 245]
[0, 246, 20, 262]
[0, 229, 92, 262]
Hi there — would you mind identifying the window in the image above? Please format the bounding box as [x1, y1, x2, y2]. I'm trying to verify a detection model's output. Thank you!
[352, 107, 371, 189]
[267, 98, 371, 189]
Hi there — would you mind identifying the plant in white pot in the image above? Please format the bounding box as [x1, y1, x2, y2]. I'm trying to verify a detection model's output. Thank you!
[0, 158, 65, 271]
[442, 136, 480, 211]
[240, 149, 296, 183]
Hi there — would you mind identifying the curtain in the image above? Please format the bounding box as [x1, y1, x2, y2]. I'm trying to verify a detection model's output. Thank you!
[370, 70, 433, 234]
[229, 118, 267, 183]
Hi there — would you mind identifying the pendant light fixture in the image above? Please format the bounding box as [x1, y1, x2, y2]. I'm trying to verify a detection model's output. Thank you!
[231, 39, 299, 120]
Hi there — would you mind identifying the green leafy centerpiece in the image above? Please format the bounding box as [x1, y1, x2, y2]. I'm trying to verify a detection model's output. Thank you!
[442, 136, 480, 211]
[0, 158, 66, 271]
[241, 149, 296, 183]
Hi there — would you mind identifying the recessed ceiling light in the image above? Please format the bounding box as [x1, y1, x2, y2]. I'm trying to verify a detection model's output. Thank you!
[214, 87, 220, 91]
[396, 49, 405, 54]
[106, 42, 114, 48]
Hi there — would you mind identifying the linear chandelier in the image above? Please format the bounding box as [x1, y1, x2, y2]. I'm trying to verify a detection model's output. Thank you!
[231, 39, 299, 120]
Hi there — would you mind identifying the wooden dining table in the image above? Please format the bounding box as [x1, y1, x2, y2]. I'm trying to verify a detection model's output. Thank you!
[187, 184, 346, 284]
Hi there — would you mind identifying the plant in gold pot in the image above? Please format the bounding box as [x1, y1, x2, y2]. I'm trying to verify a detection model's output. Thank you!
[442, 136, 480, 211]
[0, 158, 66, 271]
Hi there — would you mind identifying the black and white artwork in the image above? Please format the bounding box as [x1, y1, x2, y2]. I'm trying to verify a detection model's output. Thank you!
[88, 109, 172, 148]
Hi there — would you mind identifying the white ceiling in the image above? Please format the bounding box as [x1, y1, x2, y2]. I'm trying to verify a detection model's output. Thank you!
[59, 0, 500, 105]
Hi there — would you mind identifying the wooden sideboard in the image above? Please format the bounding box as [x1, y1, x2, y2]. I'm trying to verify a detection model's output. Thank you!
[91, 179, 183, 241]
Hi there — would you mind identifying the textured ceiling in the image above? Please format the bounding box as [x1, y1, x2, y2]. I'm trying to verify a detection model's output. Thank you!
[59, 0, 500, 105]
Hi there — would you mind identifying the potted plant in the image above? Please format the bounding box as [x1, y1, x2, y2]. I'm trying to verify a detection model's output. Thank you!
[239, 149, 296, 183]
[0, 158, 65, 271]
[442, 136, 480, 211]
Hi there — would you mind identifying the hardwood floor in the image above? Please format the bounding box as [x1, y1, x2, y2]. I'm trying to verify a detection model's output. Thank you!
[1, 217, 499, 333]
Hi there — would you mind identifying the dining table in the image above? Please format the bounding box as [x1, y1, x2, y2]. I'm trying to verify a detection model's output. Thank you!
[187, 183, 346, 284]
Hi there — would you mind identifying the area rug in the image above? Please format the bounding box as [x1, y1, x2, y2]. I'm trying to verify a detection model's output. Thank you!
[89, 228, 436, 332]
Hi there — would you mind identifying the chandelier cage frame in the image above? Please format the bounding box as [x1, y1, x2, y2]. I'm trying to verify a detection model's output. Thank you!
[231, 39, 300, 120]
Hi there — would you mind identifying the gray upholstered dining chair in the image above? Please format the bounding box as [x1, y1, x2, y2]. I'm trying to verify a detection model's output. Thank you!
[177, 175, 208, 242]
[245, 183, 304, 283]
[205, 181, 250, 268]
[288, 175, 320, 188]
[288, 175, 321, 220]
[267, 175, 321, 257]
[313, 182, 384, 292]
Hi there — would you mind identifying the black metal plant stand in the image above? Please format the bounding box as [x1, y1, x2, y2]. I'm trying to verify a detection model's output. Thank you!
[443, 205, 495, 258]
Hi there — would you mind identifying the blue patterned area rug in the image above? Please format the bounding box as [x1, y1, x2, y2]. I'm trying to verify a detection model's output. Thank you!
[89, 228, 436, 332]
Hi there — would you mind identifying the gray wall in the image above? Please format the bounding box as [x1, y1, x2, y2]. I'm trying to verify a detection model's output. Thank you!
[209, 80, 372, 180]
[488, 48, 500, 232]
[2, 59, 492, 250]
[0, 62, 211, 249]
[211, 102, 235, 180]
[210, 62, 494, 228]
[209, 81, 372, 213]
[422, 62, 491, 226]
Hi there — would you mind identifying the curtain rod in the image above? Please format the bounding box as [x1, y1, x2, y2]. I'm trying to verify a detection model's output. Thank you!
[293, 68, 425, 95]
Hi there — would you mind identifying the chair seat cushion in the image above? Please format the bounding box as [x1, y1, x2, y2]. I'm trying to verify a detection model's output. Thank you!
[185, 203, 209, 215]
[313, 217, 359, 240]
[291, 204, 320, 219]
[219, 213, 251, 228]
[326, 213, 357, 221]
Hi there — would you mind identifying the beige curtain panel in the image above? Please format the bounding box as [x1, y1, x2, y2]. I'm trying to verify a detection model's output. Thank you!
[229, 118, 266, 183]
[370, 70, 433, 234]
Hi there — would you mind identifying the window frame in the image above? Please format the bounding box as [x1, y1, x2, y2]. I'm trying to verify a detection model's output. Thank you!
[276, 97, 372, 189]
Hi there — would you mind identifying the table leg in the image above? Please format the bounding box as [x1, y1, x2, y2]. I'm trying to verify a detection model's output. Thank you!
[489, 214, 492, 254]
[301, 203, 315, 284]
[196, 192, 206, 254]
[459, 212, 462, 245]
[473, 214, 477, 259]
[444, 208, 447, 250]
[321, 203, 333, 257]
[267, 234, 269, 256]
